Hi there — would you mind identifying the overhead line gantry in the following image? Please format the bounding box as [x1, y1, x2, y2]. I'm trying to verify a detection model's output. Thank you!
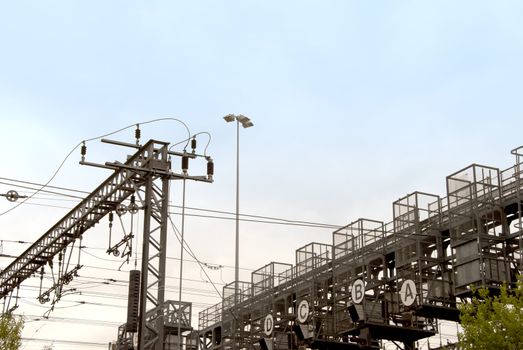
[1, 137, 214, 350]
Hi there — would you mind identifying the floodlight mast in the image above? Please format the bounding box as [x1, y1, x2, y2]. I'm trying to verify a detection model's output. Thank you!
[223, 114, 254, 310]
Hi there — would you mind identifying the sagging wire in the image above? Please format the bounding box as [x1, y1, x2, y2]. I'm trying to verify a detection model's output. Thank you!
[167, 214, 222, 298]
[219, 267, 226, 285]
[0, 117, 191, 217]
[199, 262, 225, 284]
[199, 269, 207, 284]
[21, 323, 47, 350]
[169, 131, 212, 157]
[0, 177, 341, 230]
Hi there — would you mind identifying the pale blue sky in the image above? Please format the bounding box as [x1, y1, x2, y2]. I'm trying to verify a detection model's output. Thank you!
[1, 1, 522, 349]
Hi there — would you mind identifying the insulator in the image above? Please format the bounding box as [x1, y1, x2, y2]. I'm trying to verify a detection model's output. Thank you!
[128, 194, 138, 214]
[116, 204, 127, 216]
[80, 142, 87, 161]
[126, 270, 140, 332]
[191, 138, 197, 153]
[207, 159, 214, 176]
[129, 202, 139, 214]
[182, 156, 189, 173]
[5, 190, 19, 202]
[77, 236, 82, 267]
[108, 212, 113, 232]
[135, 124, 141, 145]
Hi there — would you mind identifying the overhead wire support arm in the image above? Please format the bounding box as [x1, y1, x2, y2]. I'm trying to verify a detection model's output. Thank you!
[0, 139, 190, 299]
[100, 138, 201, 159]
[1, 135, 215, 350]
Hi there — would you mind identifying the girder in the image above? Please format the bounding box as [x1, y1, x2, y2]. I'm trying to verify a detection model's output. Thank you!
[0, 139, 168, 299]
[198, 146, 523, 350]
[1, 137, 213, 350]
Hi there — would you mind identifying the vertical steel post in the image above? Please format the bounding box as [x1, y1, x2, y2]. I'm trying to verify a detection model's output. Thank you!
[138, 176, 153, 350]
[235, 119, 240, 307]
[156, 176, 170, 350]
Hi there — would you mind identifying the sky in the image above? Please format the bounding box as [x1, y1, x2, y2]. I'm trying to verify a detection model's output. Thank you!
[0, 1, 522, 349]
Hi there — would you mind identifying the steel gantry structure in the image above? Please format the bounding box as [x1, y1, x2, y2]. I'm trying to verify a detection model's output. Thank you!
[3, 139, 523, 350]
[198, 145, 523, 350]
[0, 138, 214, 350]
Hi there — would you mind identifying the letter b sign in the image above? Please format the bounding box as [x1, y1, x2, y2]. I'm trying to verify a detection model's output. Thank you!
[351, 279, 365, 304]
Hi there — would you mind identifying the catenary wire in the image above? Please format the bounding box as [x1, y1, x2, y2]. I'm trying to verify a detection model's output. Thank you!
[0, 176, 342, 229]
[0, 118, 191, 217]
[0, 239, 256, 272]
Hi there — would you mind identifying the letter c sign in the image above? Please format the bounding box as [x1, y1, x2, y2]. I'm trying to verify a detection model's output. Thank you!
[297, 300, 310, 323]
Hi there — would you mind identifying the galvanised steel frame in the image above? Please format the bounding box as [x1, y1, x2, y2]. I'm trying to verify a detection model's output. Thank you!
[0, 142, 145, 299]
[198, 145, 523, 350]
[0, 139, 212, 350]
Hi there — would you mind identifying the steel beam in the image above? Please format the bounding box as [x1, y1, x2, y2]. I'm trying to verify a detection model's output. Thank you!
[0, 139, 165, 298]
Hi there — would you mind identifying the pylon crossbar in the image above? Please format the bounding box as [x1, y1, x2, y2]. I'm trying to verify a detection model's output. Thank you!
[0, 140, 164, 299]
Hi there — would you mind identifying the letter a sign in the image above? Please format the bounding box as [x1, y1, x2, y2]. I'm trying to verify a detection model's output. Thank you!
[400, 279, 417, 306]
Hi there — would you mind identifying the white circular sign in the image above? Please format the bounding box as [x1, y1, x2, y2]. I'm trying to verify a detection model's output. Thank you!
[400, 279, 417, 306]
[351, 279, 365, 304]
[297, 300, 310, 323]
[263, 314, 274, 336]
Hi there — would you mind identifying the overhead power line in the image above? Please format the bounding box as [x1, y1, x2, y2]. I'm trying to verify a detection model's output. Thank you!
[22, 337, 107, 347]
[1, 239, 256, 272]
[0, 118, 193, 217]
[0, 176, 342, 229]
[18, 313, 121, 327]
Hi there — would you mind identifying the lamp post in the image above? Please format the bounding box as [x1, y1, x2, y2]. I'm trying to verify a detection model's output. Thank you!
[223, 114, 253, 305]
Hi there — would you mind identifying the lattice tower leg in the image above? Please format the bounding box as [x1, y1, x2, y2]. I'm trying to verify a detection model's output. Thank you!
[138, 175, 170, 350]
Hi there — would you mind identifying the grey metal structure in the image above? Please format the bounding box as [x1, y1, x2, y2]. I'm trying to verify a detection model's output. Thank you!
[0, 138, 213, 350]
[198, 145, 523, 350]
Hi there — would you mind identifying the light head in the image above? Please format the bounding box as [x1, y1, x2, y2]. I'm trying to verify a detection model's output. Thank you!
[223, 114, 236, 123]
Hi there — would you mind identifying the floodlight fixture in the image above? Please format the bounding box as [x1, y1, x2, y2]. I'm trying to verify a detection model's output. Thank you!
[223, 114, 254, 128]
[236, 114, 250, 124]
[240, 117, 254, 128]
[223, 114, 236, 123]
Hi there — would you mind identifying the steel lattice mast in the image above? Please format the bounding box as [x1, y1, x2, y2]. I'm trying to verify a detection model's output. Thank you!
[0, 138, 213, 350]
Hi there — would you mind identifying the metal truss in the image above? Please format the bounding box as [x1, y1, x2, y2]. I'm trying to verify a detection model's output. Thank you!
[0, 140, 154, 299]
[1, 138, 212, 350]
[199, 145, 523, 350]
